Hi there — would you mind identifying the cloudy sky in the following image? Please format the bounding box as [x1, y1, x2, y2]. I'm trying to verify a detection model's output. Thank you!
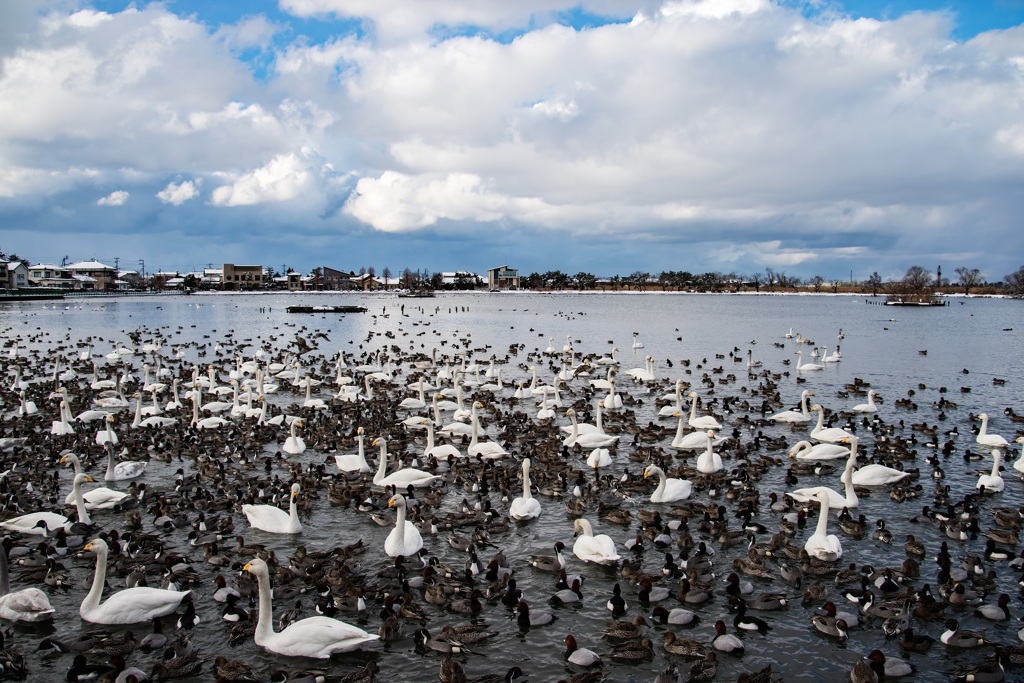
[2, 0, 1023, 282]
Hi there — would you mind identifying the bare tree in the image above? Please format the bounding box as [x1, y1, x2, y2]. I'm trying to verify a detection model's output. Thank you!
[954, 267, 982, 295]
[903, 265, 932, 292]
[866, 272, 882, 296]
[809, 275, 825, 293]
[1006, 266, 1024, 298]
[382, 266, 392, 290]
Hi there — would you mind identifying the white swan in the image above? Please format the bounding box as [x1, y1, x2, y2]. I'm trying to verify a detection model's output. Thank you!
[509, 458, 542, 521]
[302, 382, 327, 411]
[51, 401, 75, 436]
[976, 449, 1005, 493]
[372, 438, 441, 488]
[631, 333, 644, 350]
[2, 472, 92, 535]
[604, 378, 623, 411]
[190, 390, 230, 430]
[61, 454, 130, 509]
[1013, 437, 1024, 475]
[422, 419, 463, 460]
[976, 413, 1009, 448]
[572, 518, 620, 565]
[768, 390, 814, 423]
[104, 442, 147, 481]
[788, 449, 858, 512]
[804, 490, 842, 562]
[643, 464, 692, 503]
[16, 392, 37, 417]
[795, 350, 823, 372]
[840, 436, 910, 486]
[564, 409, 618, 448]
[788, 440, 850, 462]
[242, 483, 302, 534]
[695, 432, 723, 474]
[670, 411, 712, 451]
[686, 393, 722, 430]
[80, 538, 191, 624]
[384, 494, 424, 557]
[244, 557, 378, 658]
[586, 447, 612, 468]
[95, 414, 119, 447]
[659, 380, 686, 417]
[467, 403, 508, 459]
[809, 405, 854, 444]
[746, 349, 762, 369]
[335, 428, 372, 473]
[852, 390, 878, 414]
[282, 420, 306, 456]
[561, 399, 606, 436]
[0, 547, 54, 622]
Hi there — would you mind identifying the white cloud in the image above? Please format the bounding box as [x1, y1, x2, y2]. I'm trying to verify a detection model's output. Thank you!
[344, 170, 550, 232]
[97, 190, 129, 206]
[211, 153, 313, 206]
[156, 179, 201, 205]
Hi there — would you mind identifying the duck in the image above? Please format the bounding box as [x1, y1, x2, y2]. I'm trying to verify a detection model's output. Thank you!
[242, 482, 303, 534]
[661, 631, 706, 657]
[508, 458, 542, 521]
[650, 604, 697, 626]
[530, 542, 567, 572]
[384, 493, 424, 558]
[711, 619, 744, 653]
[810, 615, 848, 639]
[244, 557, 378, 657]
[572, 518, 620, 565]
[0, 472, 93, 535]
[940, 618, 986, 648]
[516, 599, 556, 628]
[975, 593, 1011, 621]
[563, 634, 602, 667]
[80, 538, 191, 624]
[732, 600, 770, 634]
[643, 464, 693, 503]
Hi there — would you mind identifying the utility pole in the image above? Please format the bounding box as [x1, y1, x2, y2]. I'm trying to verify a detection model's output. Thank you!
[114, 257, 119, 271]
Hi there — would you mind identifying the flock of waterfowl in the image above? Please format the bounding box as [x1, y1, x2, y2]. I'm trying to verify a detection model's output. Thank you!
[0, 299, 1022, 683]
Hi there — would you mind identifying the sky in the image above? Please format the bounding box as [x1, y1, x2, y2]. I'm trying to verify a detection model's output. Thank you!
[1, 0, 1023, 282]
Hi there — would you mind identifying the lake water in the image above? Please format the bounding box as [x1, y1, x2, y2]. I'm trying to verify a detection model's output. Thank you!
[1, 291, 1022, 682]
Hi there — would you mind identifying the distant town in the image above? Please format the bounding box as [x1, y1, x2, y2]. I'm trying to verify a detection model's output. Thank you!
[1, 250, 1023, 299]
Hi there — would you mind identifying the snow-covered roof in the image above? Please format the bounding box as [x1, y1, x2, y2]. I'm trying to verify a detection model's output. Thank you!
[67, 260, 115, 270]
[73, 274, 97, 283]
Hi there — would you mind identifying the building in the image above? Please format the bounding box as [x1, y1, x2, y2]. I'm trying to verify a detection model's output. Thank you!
[487, 265, 519, 291]
[66, 260, 117, 291]
[313, 267, 360, 291]
[28, 263, 77, 289]
[221, 264, 264, 290]
[3, 261, 30, 290]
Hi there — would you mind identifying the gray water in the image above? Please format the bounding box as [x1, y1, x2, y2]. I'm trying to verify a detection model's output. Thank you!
[1, 291, 1022, 683]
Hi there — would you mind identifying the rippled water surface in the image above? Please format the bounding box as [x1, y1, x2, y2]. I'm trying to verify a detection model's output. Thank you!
[1, 291, 1023, 683]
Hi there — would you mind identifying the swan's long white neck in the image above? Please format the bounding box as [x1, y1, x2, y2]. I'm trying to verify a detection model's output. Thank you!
[689, 395, 699, 422]
[800, 391, 811, 416]
[521, 460, 533, 500]
[842, 452, 858, 507]
[393, 497, 407, 544]
[991, 450, 1002, 478]
[253, 566, 276, 643]
[72, 475, 91, 524]
[374, 441, 389, 483]
[133, 397, 143, 427]
[815, 493, 831, 536]
[577, 519, 593, 537]
[653, 467, 667, 498]
[83, 544, 108, 612]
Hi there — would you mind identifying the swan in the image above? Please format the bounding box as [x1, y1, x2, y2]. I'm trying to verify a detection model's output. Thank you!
[586, 447, 612, 468]
[687, 393, 722, 430]
[809, 405, 854, 444]
[467, 403, 508, 459]
[164, 378, 183, 412]
[0, 472, 92, 535]
[397, 382, 427, 411]
[852, 390, 878, 414]
[795, 350, 823, 372]
[695, 432, 723, 474]
[372, 438, 441, 488]
[242, 483, 302, 534]
[0, 546, 55, 622]
[244, 557, 378, 658]
[659, 380, 686, 417]
[385, 494, 424, 557]
[282, 420, 306, 456]
[564, 409, 618, 448]
[976, 449, 1005, 493]
[190, 390, 230, 430]
[840, 436, 910, 486]
[509, 458, 542, 521]
[789, 440, 850, 461]
[976, 413, 1009, 448]
[95, 414, 119, 447]
[643, 464, 692, 503]
[90, 363, 117, 391]
[626, 355, 655, 383]
[60, 454, 130, 509]
[1013, 437, 1024, 475]
[561, 399, 606, 436]
[335, 428, 372, 473]
[804, 490, 842, 561]
[80, 538, 191, 624]
[788, 449, 858, 511]
[671, 411, 713, 451]
[604, 378, 623, 411]
[302, 382, 327, 411]
[104, 441, 147, 481]
[589, 367, 615, 391]
[16, 392, 37, 417]
[768, 390, 814, 423]
[572, 518, 620, 565]
[421, 419, 463, 460]
[51, 401, 75, 436]
[631, 333, 644, 350]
